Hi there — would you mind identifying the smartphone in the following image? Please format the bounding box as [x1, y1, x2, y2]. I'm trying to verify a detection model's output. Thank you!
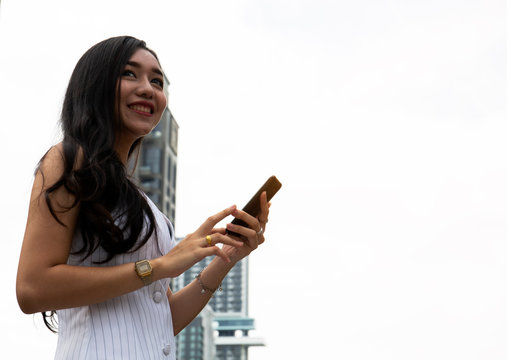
[226, 175, 282, 238]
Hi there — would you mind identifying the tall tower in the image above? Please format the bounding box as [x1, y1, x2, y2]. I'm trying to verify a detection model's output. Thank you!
[173, 254, 265, 360]
[133, 75, 178, 225]
[208, 257, 265, 360]
[134, 74, 264, 359]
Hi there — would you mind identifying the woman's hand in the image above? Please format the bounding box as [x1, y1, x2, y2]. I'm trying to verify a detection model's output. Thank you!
[160, 205, 244, 278]
[165, 193, 271, 333]
[223, 191, 270, 263]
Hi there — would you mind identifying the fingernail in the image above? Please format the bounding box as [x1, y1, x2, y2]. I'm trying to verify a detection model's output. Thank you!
[229, 205, 236, 211]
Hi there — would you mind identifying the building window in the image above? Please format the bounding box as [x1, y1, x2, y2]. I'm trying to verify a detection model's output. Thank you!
[167, 156, 172, 181]
[172, 163, 177, 185]
[153, 118, 163, 133]
[169, 116, 178, 154]
[142, 147, 162, 174]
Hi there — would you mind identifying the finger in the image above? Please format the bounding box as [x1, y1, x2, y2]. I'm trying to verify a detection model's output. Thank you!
[258, 191, 269, 224]
[232, 208, 260, 232]
[226, 222, 256, 238]
[204, 233, 244, 248]
[200, 246, 231, 263]
[210, 227, 226, 235]
[197, 205, 236, 234]
[213, 233, 244, 248]
[226, 223, 259, 249]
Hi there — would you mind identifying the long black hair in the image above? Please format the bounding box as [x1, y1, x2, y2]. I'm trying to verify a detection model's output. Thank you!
[40, 36, 161, 331]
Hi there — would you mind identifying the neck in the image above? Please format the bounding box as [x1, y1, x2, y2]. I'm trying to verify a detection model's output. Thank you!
[114, 138, 134, 166]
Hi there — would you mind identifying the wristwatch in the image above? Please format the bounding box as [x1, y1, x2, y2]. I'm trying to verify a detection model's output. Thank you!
[135, 260, 153, 286]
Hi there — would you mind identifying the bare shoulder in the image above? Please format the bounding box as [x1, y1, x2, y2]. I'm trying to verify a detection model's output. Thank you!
[37, 142, 85, 187]
[37, 143, 65, 180]
[33, 142, 78, 211]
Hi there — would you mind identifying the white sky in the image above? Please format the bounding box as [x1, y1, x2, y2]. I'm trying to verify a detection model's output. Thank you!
[2, 0, 507, 359]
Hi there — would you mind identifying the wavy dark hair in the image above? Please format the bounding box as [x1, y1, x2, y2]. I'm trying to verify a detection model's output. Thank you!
[40, 36, 161, 332]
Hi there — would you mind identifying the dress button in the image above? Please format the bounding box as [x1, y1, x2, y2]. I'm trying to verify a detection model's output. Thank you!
[162, 344, 171, 356]
[153, 291, 163, 303]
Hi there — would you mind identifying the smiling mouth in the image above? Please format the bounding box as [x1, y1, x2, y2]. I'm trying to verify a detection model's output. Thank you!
[129, 104, 153, 115]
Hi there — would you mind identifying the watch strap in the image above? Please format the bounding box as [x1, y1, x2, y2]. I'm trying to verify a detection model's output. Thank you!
[135, 260, 153, 286]
[140, 273, 152, 286]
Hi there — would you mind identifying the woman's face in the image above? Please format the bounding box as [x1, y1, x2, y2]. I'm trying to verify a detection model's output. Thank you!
[116, 48, 167, 144]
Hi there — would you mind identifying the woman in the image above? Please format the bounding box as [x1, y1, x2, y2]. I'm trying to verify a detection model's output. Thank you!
[16, 36, 269, 359]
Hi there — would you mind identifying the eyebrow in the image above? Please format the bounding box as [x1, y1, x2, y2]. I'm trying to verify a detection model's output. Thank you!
[126, 61, 164, 77]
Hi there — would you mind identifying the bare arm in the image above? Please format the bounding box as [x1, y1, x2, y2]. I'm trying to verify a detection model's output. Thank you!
[16, 145, 242, 314]
[168, 192, 270, 335]
[167, 255, 234, 335]
[16, 145, 145, 313]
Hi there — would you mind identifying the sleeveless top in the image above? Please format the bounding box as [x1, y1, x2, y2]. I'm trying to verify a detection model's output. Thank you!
[54, 196, 177, 360]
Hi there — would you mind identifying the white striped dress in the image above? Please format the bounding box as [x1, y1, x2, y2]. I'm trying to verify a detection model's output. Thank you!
[54, 197, 177, 360]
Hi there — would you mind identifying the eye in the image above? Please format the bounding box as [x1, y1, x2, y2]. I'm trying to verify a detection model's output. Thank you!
[151, 77, 164, 87]
[122, 70, 136, 78]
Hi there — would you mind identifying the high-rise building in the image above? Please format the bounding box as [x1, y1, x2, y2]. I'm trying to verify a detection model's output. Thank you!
[175, 302, 216, 360]
[209, 256, 265, 360]
[135, 74, 264, 359]
[133, 74, 178, 225]
[173, 254, 265, 360]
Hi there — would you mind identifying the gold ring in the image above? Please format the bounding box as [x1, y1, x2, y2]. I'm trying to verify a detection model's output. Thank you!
[206, 235, 212, 247]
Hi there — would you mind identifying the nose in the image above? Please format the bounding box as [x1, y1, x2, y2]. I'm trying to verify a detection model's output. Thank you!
[136, 76, 154, 98]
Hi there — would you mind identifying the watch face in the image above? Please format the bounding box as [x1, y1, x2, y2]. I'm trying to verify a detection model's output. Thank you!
[139, 263, 150, 273]
[137, 260, 152, 276]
